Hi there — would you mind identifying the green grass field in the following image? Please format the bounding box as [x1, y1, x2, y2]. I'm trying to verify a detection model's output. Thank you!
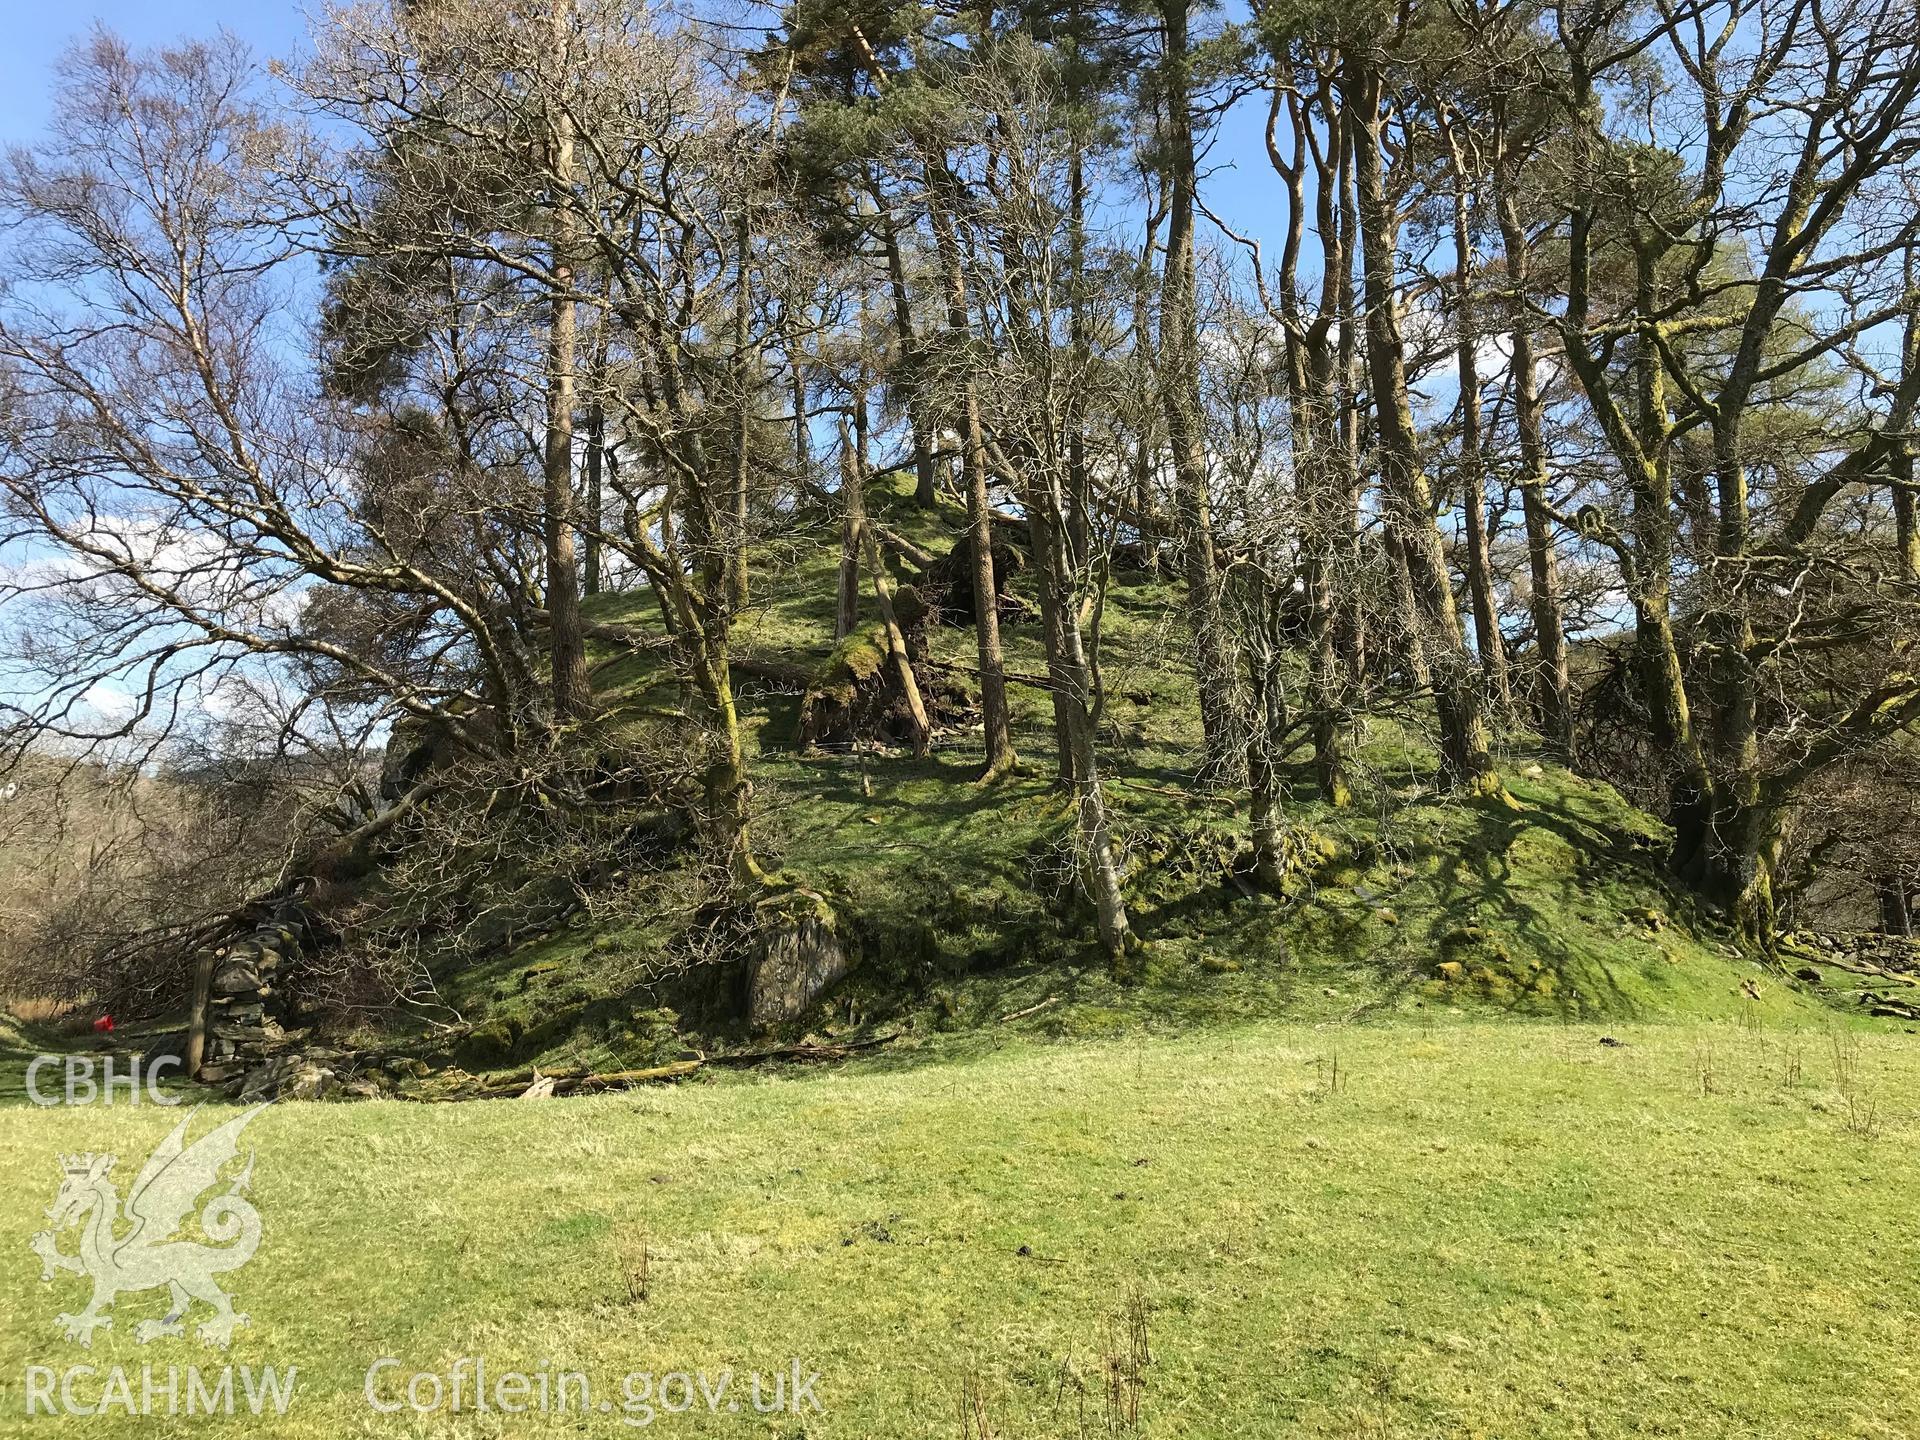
[2, 1017, 1914, 1437]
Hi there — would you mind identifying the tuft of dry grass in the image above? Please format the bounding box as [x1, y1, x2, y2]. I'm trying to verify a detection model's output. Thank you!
[5, 996, 76, 1027]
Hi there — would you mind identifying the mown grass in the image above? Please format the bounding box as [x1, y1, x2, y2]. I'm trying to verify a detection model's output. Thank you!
[0, 1018, 1914, 1436]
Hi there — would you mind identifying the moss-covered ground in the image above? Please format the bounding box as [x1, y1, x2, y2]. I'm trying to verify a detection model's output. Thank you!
[406, 470, 1858, 1080]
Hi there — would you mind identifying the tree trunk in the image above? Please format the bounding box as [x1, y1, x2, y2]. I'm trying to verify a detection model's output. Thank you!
[727, 212, 752, 610]
[1298, 427, 1351, 806]
[1894, 457, 1918, 581]
[1704, 402, 1768, 942]
[1629, 431, 1715, 883]
[990, 223, 1079, 786]
[1489, 147, 1572, 756]
[1345, 58, 1496, 794]
[1456, 412, 1510, 715]
[1382, 522, 1433, 691]
[1245, 610, 1294, 889]
[835, 419, 861, 641]
[790, 354, 809, 486]
[1072, 731, 1133, 963]
[1442, 116, 1513, 718]
[1066, 148, 1092, 569]
[1131, 202, 1164, 562]
[543, 0, 591, 720]
[846, 404, 931, 757]
[1623, 249, 1718, 882]
[1710, 790, 1781, 951]
[1334, 144, 1369, 690]
[1158, 0, 1241, 783]
[1030, 492, 1082, 784]
[583, 312, 609, 598]
[695, 650, 765, 888]
[1270, 75, 1354, 808]
[1877, 874, 1915, 937]
[583, 396, 604, 599]
[928, 187, 1016, 779]
[878, 210, 940, 509]
[1031, 466, 1131, 960]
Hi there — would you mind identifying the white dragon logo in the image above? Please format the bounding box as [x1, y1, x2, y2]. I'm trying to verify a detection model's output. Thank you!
[28, 1104, 268, 1348]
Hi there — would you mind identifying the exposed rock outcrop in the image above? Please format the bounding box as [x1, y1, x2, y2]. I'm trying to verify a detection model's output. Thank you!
[746, 889, 853, 1032]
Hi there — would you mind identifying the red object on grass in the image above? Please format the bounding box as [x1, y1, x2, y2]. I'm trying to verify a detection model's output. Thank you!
[92, 1014, 114, 1033]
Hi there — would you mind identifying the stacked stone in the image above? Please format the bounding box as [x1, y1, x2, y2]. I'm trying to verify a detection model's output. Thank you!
[196, 924, 296, 1085]
[1785, 929, 1920, 972]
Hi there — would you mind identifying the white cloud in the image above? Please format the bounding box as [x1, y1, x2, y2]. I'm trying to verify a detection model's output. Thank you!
[78, 682, 136, 722]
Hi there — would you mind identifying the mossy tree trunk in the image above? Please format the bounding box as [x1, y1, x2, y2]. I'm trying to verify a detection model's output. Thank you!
[1158, 0, 1242, 784]
[928, 179, 1016, 781]
[845, 399, 931, 757]
[1345, 55, 1499, 798]
[727, 211, 753, 611]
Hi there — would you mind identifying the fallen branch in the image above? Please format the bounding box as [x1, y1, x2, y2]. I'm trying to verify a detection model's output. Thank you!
[450, 1030, 903, 1101]
[998, 996, 1059, 1023]
[1114, 778, 1240, 806]
[922, 656, 1059, 691]
[705, 1031, 902, 1066]
[462, 1060, 702, 1100]
[732, 654, 815, 686]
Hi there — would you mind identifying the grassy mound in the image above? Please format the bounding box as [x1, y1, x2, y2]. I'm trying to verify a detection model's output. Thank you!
[368, 471, 1849, 1083]
[417, 746, 1833, 1086]
[0, 475, 1904, 1433]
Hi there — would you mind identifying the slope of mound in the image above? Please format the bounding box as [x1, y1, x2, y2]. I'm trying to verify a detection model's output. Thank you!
[388, 472, 1840, 1084]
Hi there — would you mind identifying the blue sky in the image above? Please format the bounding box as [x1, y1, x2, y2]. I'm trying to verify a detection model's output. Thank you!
[0, 3, 311, 144]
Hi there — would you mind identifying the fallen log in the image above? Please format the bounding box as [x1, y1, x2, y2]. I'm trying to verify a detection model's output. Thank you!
[463, 1060, 703, 1101]
[707, 1031, 901, 1065]
[871, 522, 937, 573]
[796, 603, 971, 752]
[998, 996, 1059, 1024]
[451, 1031, 903, 1101]
[546, 1061, 703, 1094]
